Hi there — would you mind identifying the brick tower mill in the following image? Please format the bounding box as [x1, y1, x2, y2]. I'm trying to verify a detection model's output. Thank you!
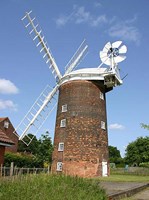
[15, 11, 127, 178]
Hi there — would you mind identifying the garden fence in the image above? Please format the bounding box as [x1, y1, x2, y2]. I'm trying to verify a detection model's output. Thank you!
[0, 163, 50, 178]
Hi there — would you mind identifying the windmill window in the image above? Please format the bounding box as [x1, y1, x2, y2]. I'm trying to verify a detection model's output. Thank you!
[58, 142, 64, 151]
[62, 104, 67, 112]
[101, 121, 106, 130]
[60, 119, 66, 127]
[57, 162, 63, 171]
[100, 92, 104, 100]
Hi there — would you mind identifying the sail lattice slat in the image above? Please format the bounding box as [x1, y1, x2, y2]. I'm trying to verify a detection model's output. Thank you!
[65, 39, 88, 74]
[14, 85, 58, 145]
[21, 11, 62, 81]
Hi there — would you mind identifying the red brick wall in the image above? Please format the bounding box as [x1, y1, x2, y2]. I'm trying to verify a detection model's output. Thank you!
[52, 80, 110, 177]
[0, 118, 18, 153]
[0, 146, 5, 165]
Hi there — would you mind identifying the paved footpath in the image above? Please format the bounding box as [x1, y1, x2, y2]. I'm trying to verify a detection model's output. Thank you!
[100, 181, 149, 200]
[128, 188, 149, 200]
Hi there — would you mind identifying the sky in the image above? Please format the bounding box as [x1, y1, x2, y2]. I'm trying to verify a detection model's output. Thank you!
[0, 0, 149, 157]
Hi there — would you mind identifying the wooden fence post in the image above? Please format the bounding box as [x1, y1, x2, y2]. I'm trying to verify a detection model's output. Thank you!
[47, 165, 49, 174]
[4, 166, 5, 177]
[10, 162, 14, 177]
[0, 164, 2, 177]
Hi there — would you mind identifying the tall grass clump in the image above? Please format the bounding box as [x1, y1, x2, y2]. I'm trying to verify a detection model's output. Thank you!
[0, 174, 107, 200]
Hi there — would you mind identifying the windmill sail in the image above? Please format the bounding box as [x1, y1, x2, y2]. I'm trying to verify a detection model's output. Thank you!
[21, 11, 62, 81]
[17, 11, 127, 147]
[65, 39, 88, 74]
[14, 85, 58, 145]
[16, 11, 89, 146]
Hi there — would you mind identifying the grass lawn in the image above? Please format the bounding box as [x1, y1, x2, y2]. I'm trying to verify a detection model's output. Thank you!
[0, 174, 149, 200]
[0, 174, 107, 200]
[96, 174, 149, 182]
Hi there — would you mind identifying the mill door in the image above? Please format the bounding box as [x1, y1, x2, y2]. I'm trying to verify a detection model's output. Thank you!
[102, 161, 108, 176]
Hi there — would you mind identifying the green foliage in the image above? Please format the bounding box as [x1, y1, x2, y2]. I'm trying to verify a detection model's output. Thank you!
[17, 131, 53, 167]
[110, 163, 116, 169]
[98, 174, 149, 182]
[108, 145, 122, 164]
[4, 152, 42, 168]
[125, 136, 149, 165]
[38, 132, 53, 164]
[0, 174, 107, 200]
[116, 162, 125, 168]
[109, 145, 121, 159]
[141, 123, 149, 130]
[139, 162, 149, 168]
[18, 134, 40, 155]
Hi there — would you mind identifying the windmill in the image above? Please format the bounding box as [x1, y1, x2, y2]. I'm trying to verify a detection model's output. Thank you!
[15, 11, 127, 177]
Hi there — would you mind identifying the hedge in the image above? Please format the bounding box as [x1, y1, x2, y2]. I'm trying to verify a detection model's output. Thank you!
[139, 162, 149, 168]
[4, 152, 43, 168]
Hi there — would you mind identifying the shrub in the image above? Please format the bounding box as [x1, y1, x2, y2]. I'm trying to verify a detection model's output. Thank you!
[139, 162, 149, 168]
[4, 152, 43, 168]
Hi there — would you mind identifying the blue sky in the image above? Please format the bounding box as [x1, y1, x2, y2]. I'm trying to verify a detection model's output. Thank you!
[0, 0, 149, 157]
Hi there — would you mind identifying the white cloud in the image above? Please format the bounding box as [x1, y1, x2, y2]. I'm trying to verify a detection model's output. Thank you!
[108, 17, 140, 45]
[94, 2, 102, 8]
[109, 123, 125, 130]
[0, 79, 19, 94]
[55, 6, 140, 45]
[74, 6, 91, 24]
[92, 15, 107, 27]
[56, 15, 68, 26]
[55, 6, 107, 27]
[0, 99, 17, 111]
[55, 11, 74, 27]
[74, 6, 107, 27]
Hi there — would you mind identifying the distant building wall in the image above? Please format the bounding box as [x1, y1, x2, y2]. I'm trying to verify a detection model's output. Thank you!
[0, 146, 5, 165]
[0, 118, 18, 153]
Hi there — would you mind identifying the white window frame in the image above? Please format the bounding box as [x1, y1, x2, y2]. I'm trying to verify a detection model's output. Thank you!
[62, 104, 67, 112]
[100, 92, 104, 100]
[60, 119, 66, 127]
[4, 121, 9, 129]
[57, 162, 63, 171]
[101, 121, 106, 130]
[58, 142, 64, 152]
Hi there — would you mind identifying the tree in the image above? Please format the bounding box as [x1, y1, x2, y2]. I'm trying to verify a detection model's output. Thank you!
[125, 136, 149, 165]
[108, 145, 122, 164]
[141, 123, 149, 130]
[38, 131, 53, 165]
[17, 132, 53, 167]
[18, 134, 40, 155]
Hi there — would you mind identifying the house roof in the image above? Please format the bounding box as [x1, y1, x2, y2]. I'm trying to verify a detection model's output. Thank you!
[0, 117, 19, 137]
[0, 117, 7, 122]
[0, 129, 15, 145]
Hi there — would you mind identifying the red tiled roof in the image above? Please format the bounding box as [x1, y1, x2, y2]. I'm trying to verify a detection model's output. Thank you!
[0, 117, 19, 137]
[0, 117, 7, 122]
[0, 129, 14, 145]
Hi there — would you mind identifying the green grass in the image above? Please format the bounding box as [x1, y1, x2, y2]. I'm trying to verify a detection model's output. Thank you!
[111, 167, 149, 176]
[0, 174, 107, 200]
[1, 174, 149, 200]
[96, 174, 149, 182]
